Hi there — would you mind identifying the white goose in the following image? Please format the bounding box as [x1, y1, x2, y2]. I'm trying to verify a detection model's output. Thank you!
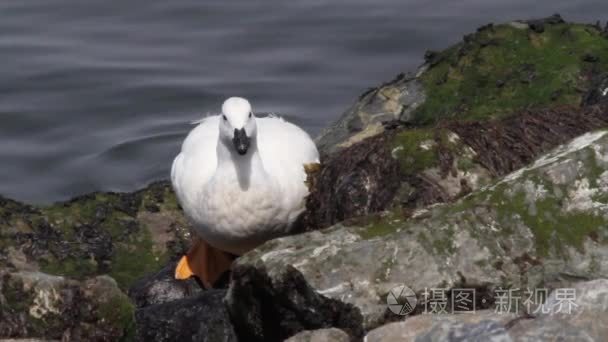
[171, 97, 319, 287]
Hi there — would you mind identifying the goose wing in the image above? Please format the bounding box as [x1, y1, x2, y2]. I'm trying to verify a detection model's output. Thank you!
[171, 116, 220, 213]
[257, 116, 319, 223]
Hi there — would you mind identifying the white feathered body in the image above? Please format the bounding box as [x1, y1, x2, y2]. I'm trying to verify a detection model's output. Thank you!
[171, 115, 319, 255]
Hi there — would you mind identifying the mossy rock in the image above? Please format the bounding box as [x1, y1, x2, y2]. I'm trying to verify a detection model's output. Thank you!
[236, 130, 608, 330]
[0, 181, 191, 291]
[416, 20, 608, 123]
[316, 16, 608, 155]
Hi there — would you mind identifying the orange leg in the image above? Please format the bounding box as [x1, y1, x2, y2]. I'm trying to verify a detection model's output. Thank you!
[175, 236, 235, 288]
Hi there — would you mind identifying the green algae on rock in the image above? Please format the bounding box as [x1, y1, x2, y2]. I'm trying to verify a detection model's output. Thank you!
[0, 181, 191, 291]
[415, 18, 608, 124]
[0, 182, 193, 340]
[0, 182, 195, 340]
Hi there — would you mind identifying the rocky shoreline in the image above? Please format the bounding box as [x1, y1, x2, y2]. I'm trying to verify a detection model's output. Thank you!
[2, 15, 608, 341]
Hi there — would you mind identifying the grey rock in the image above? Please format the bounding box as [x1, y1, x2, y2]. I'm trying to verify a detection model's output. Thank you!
[134, 290, 236, 342]
[315, 73, 426, 155]
[284, 328, 350, 342]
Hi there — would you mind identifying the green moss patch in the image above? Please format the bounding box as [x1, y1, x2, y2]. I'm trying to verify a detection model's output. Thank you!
[97, 290, 136, 340]
[40, 257, 99, 279]
[109, 227, 168, 290]
[354, 211, 408, 240]
[0, 182, 185, 290]
[415, 22, 608, 124]
[391, 128, 439, 174]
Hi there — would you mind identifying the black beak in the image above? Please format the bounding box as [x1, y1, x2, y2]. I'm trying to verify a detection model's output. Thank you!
[232, 128, 250, 155]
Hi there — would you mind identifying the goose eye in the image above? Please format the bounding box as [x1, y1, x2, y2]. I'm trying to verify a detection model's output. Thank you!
[222, 115, 227, 121]
[249, 112, 252, 118]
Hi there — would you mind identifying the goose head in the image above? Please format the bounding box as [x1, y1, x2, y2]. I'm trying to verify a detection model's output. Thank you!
[220, 97, 257, 155]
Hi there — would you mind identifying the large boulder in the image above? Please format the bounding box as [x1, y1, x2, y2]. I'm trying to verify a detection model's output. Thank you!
[229, 130, 608, 334]
[316, 16, 608, 156]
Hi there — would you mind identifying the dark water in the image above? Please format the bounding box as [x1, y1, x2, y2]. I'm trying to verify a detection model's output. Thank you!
[1, 1, 607, 204]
